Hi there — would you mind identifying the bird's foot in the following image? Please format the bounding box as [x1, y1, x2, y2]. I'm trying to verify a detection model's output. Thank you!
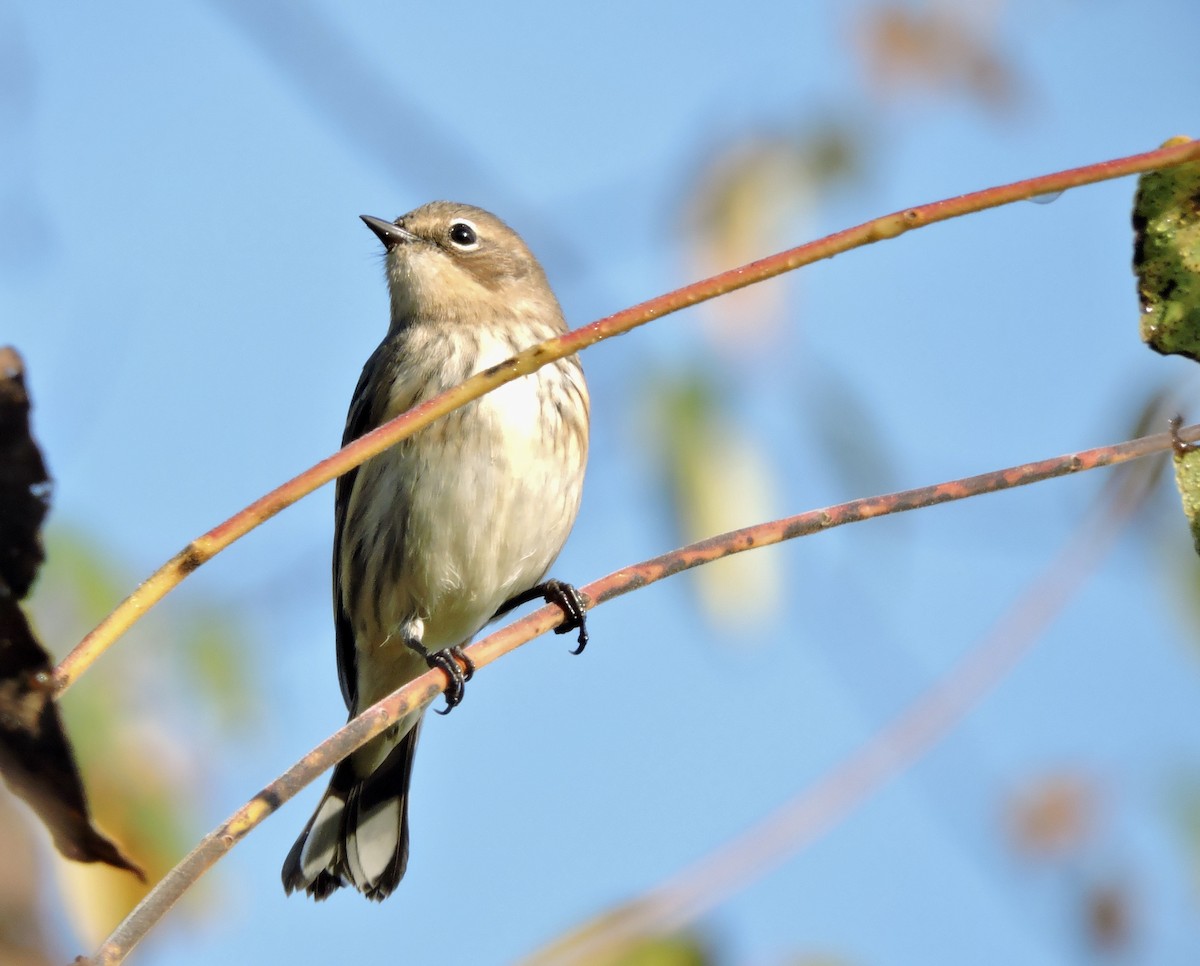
[413, 644, 476, 715]
[498, 579, 590, 655]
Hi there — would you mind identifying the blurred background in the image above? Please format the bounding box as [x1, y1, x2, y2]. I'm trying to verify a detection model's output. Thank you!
[3, 0, 1200, 963]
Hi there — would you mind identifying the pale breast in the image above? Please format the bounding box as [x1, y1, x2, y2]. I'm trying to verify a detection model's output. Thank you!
[341, 323, 588, 690]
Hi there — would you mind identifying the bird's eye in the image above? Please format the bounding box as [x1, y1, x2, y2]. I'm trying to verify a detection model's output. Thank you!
[448, 221, 478, 249]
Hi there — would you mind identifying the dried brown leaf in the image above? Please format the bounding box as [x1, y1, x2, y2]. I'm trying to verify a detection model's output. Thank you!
[0, 348, 143, 881]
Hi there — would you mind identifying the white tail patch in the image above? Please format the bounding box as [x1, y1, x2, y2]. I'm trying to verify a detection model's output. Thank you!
[346, 794, 403, 888]
[299, 793, 346, 883]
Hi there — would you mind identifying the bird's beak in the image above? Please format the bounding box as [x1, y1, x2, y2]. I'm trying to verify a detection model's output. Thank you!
[360, 215, 417, 250]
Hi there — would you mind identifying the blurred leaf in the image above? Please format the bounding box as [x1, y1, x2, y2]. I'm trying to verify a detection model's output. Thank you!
[852, 4, 1021, 111]
[180, 611, 256, 726]
[37, 529, 126, 625]
[1004, 771, 1095, 859]
[646, 372, 782, 628]
[0, 347, 142, 881]
[1133, 136, 1200, 361]
[606, 933, 715, 966]
[27, 527, 257, 944]
[41, 528, 257, 730]
[682, 124, 860, 352]
[1085, 880, 1132, 952]
[53, 719, 200, 945]
[523, 906, 717, 966]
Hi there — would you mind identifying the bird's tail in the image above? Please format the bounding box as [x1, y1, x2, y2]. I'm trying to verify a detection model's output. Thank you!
[281, 720, 421, 901]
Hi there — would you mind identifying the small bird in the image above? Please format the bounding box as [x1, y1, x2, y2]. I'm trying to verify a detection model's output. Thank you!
[282, 202, 590, 901]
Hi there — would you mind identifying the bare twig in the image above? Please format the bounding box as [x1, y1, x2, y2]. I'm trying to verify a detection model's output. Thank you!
[77, 424, 1189, 966]
[52, 138, 1200, 695]
[522, 451, 1163, 965]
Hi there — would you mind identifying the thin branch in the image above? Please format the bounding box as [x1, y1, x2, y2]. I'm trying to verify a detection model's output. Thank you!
[77, 424, 1189, 966]
[51, 138, 1200, 695]
[522, 450, 1163, 965]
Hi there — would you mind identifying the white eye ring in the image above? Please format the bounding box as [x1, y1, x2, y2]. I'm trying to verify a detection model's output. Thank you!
[448, 219, 479, 250]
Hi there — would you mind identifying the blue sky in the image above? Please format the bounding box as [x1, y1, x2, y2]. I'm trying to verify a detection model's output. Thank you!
[5, 1, 1200, 963]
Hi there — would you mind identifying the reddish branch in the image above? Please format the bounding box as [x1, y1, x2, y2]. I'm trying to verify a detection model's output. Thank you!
[81, 424, 1189, 966]
[53, 137, 1200, 696]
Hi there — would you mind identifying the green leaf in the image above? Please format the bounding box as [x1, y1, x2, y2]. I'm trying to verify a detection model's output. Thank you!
[1133, 136, 1200, 360]
[1172, 429, 1200, 556]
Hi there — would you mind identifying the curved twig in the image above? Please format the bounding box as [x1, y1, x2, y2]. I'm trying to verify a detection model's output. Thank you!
[522, 448, 1164, 965]
[78, 424, 1190, 965]
[52, 138, 1200, 695]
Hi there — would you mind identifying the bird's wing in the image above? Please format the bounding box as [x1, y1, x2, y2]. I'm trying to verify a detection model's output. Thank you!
[333, 338, 394, 711]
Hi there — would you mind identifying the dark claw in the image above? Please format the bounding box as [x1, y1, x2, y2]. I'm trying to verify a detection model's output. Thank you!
[421, 648, 470, 715]
[542, 580, 589, 654]
[497, 579, 590, 654]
